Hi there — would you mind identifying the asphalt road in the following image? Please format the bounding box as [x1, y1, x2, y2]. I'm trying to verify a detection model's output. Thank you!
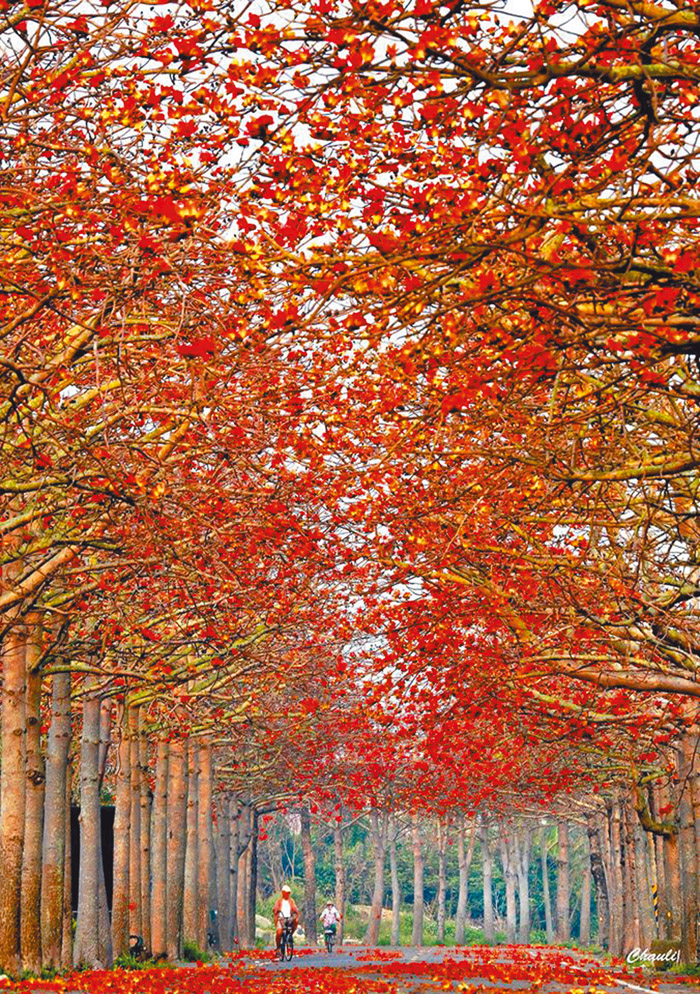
[251, 943, 699, 994]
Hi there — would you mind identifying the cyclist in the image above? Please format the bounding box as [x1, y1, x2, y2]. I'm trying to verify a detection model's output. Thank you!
[320, 900, 341, 948]
[272, 885, 299, 953]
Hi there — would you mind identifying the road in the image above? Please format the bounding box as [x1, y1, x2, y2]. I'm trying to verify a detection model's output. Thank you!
[249, 943, 698, 994]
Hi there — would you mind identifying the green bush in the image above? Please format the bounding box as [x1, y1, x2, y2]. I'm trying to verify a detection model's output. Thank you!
[182, 940, 213, 963]
[114, 952, 173, 971]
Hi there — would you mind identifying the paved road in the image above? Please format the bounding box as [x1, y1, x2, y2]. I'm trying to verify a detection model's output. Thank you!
[249, 943, 698, 994]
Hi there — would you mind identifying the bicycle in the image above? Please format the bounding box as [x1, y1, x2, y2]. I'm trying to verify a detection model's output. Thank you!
[323, 923, 336, 954]
[278, 915, 295, 961]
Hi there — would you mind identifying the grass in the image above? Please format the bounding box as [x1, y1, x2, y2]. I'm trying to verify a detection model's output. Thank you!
[114, 952, 174, 971]
[182, 940, 213, 963]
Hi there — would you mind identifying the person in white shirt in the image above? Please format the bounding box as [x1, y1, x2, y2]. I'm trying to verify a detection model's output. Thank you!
[320, 900, 341, 931]
[273, 885, 299, 952]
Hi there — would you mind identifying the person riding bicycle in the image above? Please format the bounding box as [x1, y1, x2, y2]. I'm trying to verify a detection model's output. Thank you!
[320, 900, 341, 935]
[273, 885, 299, 953]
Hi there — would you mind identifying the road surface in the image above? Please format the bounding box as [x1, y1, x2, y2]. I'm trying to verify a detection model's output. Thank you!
[248, 943, 698, 994]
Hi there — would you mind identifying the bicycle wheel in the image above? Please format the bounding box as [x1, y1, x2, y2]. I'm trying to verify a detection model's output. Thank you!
[286, 934, 294, 960]
[278, 935, 286, 962]
[325, 932, 332, 954]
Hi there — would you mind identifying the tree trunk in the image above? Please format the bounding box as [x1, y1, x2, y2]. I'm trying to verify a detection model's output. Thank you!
[609, 798, 625, 956]
[634, 821, 654, 950]
[197, 740, 214, 951]
[580, 847, 591, 946]
[0, 624, 27, 975]
[247, 810, 258, 948]
[556, 819, 571, 942]
[183, 739, 199, 944]
[334, 814, 346, 945]
[650, 787, 666, 938]
[436, 816, 447, 944]
[139, 714, 151, 955]
[112, 704, 131, 958]
[236, 803, 253, 948]
[678, 735, 698, 964]
[411, 813, 424, 946]
[216, 792, 231, 952]
[623, 801, 640, 951]
[209, 819, 220, 951]
[365, 807, 387, 946]
[237, 845, 249, 948]
[41, 669, 71, 969]
[689, 735, 700, 957]
[586, 812, 607, 948]
[21, 619, 45, 974]
[74, 684, 112, 968]
[455, 816, 476, 945]
[166, 739, 187, 961]
[150, 737, 169, 959]
[98, 699, 112, 791]
[229, 798, 241, 948]
[540, 825, 554, 944]
[128, 706, 142, 941]
[515, 824, 532, 944]
[61, 758, 73, 970]
[389, 816, 401, 946]
[498, 824, 517, 944]
[481, 818, 494, 944]
[301, 805, 317, 945]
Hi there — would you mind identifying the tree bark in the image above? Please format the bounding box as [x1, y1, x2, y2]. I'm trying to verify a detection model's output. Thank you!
[587, 811, 608, 947]
[609, 798, 624, 956]
[481, 818, 494, 944]
[498, 824, 517, 944]
[128, 705, 142, 941]
[139, 714, 151, 955]
[411, 813, 424, 946]
[183, 739, 199, 944]
[540, 825, 554, 944]
[580, 842, 591, 946]
[389, 816, 401, 946]
[650, 786, 667, 937]
[61, 758, 73, 971]
[41, 669, 71, 969]
[678, 734, 698, 964]
[623, 801, 640, 951]
[74, 683, 112, 968]
[334, 813, 346, 945]
[150, 737, 169, 959]
[634, 821, 654, 950]
[216, 792, 231, 951]
[112, 703, 131, 959]
[197, 739, 214, 951]
[456, 816, 476, 945]
[556, 819, 571, 943]
[515, 823, 531, 944]
[236, 802, 253, 948]
[166, 739, 187, 961]
[689, 735, 700, 957]
[436, 816, 447, 944]
[238, 845, 249, 948]
[301, 804, 317, 945]
[21, 618, 45, 974]
[247, 810, 258, 948]
[229, 798, 241, 948]
[98, 699, 112, 791]
[365, 807, 387, 946]
[0, 623, 27, 975]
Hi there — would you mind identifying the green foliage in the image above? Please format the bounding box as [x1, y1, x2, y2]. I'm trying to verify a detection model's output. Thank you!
[182, 940, 213, 963]
[256, 813, 598, 947]
[671, 963, 700, 977]
[114, 953, 174, 971]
